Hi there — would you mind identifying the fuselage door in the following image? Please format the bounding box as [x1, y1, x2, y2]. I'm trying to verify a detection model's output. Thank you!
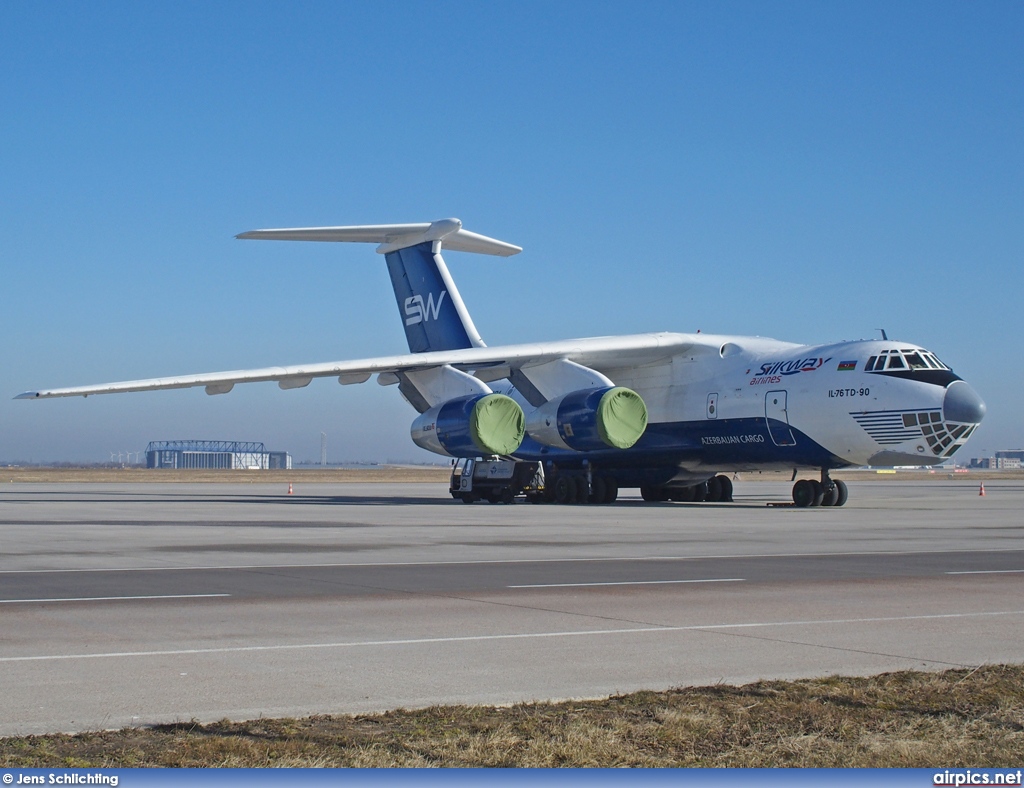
[765, 390, 796, 446]
[706, 393, 718, 419]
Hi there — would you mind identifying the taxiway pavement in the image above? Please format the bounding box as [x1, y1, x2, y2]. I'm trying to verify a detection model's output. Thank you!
[0, 478, 1021, 735]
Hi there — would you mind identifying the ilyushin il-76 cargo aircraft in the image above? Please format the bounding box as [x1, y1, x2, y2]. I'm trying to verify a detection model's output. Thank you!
[19, 219, 986, 508]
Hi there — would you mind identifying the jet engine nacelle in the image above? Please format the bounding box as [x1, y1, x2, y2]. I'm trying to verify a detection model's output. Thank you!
[525, 386, 648, 452]
[411, 393, 525, 458]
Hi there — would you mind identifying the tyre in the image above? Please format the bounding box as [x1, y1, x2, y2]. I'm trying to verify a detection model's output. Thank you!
[691, 481, 708, 503]
[554, 476, 572, 504]
[820, 484, 839, 507]
[569, 476, 586, 504]
[809, 480, 824, 507]
[706, 475, 723, 503]
[603, 478, 618, 503]
[460, 493, 476, 504]
[834, 479, 849, 507]
[640, 485, 659, 502]
[591, 476, 607, 505]
[500, 487, 515, 505]
[670, 485, 694, 503]
[793, 479, 815, 507]
[717, 475, 734, 502]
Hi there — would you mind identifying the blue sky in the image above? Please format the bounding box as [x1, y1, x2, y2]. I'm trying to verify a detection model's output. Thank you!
[1, 1, 1021, 463]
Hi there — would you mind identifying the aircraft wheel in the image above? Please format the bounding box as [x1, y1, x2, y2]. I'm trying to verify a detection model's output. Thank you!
[820, 484, 839, 507]
[706, 476, 723, 503]
[640, 485, 659, 502]
[834, 479, 849, 507]
[591, 476, 607, 505]
[571, 476, 587, 504]
[670, 485, 693, 503]
[809, 480, 824, 507]
[554, 476, 572, 504]
[793, 479, 816, 508]
[603, 478, 618, 503]
[459, 493, 477, 504]
[500, 487, 515, 505]
[717, 475, 734, 502]
[691, 481, 708, 503]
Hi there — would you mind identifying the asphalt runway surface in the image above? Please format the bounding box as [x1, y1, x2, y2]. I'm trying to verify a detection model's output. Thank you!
[1, 477, 1022, 735]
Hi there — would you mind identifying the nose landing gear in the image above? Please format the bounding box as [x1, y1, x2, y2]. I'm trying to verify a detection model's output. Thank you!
[792, 471, 848, 508]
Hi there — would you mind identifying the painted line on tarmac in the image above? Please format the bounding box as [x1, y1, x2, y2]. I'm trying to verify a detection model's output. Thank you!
[508, 578, 744, 588]
[2, 610, 1020, 663]
[1, 547, 1021, 575]
[946, 569, 1024, 575]
[0, 593, 230, 604]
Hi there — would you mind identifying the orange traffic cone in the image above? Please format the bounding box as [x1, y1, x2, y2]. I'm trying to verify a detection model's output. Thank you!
[288, 483, 293, 495]
[979, 482, 986, 497]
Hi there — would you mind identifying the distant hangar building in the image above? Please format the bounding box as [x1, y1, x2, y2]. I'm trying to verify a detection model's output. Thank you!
[146, 440, 292, 470]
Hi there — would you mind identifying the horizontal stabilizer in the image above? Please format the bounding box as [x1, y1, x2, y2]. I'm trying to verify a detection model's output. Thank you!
[236, 218, 521, 257]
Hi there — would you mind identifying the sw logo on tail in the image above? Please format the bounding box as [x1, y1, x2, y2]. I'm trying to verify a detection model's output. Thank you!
[404, 291, 447, 326]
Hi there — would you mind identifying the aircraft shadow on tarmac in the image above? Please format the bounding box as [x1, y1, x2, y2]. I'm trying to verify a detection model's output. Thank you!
[0, 492, 781, 508]
[263, 495, 772, 508]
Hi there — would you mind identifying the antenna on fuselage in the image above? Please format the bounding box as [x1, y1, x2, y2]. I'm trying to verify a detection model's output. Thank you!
[876, 328, 889, 341]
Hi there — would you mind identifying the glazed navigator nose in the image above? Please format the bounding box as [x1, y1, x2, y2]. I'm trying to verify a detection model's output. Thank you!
[943, 380, 986, 425]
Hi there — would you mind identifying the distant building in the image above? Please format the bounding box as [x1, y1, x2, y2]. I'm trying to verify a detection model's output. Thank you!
[146, 440, 292, 470]
[969, 454, 1022, 470]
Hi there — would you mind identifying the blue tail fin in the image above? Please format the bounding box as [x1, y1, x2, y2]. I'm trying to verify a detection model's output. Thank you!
[385, 241, 485, 353]
[236, 218, 519, 353]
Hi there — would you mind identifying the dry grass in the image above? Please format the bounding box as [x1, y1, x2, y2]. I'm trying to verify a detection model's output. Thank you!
[3, 666, 1022, 767]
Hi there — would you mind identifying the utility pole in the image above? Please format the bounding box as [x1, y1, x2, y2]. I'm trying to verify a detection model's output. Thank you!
[321, 432, 327, 467]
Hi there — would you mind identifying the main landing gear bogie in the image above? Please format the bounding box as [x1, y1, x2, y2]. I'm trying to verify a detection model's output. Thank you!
[792, 475, 848, 508]
[547, 474, 619, 505]
[640, 474, 734, 504]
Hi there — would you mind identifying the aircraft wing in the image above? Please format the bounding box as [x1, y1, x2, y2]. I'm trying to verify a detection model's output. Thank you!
[16, 332, 705, 400]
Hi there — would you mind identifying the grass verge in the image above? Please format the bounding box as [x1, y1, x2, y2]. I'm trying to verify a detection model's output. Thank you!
[2, 666, 1022, 767]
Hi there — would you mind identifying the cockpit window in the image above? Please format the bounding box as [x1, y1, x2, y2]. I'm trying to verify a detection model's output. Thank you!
[871, 348, 949, 372]
[904, 352, 927, 370]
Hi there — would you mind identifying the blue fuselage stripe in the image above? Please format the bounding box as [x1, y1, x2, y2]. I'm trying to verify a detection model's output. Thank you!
[513, 417, 847, 474]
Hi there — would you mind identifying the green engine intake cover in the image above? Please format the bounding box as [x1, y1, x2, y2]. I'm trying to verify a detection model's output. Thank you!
[471, 393, 526, 455]
[596, 387, 648, 449]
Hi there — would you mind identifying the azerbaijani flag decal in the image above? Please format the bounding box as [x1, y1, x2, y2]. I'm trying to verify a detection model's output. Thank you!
[837, 360, 857, 372]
